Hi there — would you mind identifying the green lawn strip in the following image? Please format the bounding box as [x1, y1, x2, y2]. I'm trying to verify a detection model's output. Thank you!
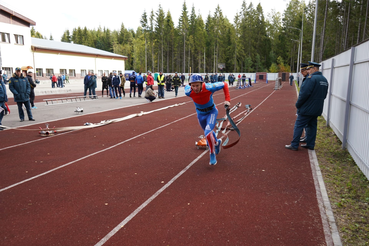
[315, 117, 369, 245]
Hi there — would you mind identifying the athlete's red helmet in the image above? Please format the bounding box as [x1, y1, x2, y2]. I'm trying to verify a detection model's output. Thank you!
[189, 74, 204, 84]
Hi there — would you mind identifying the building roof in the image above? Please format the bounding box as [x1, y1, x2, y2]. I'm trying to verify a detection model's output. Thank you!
[31, 38, 127, 60]
[0, 3, 36, 26]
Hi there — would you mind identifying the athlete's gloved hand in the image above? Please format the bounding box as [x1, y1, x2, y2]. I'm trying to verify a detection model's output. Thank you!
[224, 101, 231, 107]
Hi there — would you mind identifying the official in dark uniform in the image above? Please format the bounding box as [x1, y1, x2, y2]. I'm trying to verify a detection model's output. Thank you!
[285, 61, 329, 151]
[299, 63, 310, 143]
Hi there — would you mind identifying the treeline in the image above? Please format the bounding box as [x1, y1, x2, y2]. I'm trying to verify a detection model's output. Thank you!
[33, 0, 369, 73]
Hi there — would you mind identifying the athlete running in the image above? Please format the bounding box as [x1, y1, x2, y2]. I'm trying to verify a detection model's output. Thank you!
[185, 74, 231, 165]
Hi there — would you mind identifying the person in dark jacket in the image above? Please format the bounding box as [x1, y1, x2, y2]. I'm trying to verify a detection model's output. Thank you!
[213, 73, 218, 83]
[172, 72, 181, 97]
[89, 72, 97, 99]
[57, 74, 63, 88]
[289, 74, 294, 86]
[108, 72, 115, 98]
[285, 61, 329, 151]
[0, 70, 8, 128]
[129, 72, 137, 97]
[180, 73, 185, 86]
[27, 70, 37, 109]
[112, 72, 121, 99]
[298, 63, 310, 143]
[204, 74, 209, 82]
[83, 72, 91, 97]
[101, 73, 109, 97]
[8, 67, 35, 122]
[241, 74, 246, 87]
[165, 74, 172, 92]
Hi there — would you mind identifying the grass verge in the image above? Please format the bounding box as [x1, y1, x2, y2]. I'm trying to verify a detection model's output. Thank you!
[315, 117, 369, 245]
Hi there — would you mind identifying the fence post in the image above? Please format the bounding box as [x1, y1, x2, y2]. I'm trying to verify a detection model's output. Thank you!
[326, 58, 335, 127]
[342, 47, 356, 149]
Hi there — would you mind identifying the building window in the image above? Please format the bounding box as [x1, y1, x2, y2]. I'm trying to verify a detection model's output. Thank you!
[0, 32, 10, 43]
[104, 70, 109, 75]
[60, 69, 67, 75]
[14, 34, 24, 45]
[69, 69, 75, 77]
[81, 69, 86, 77]
[46, 69, 54, 77]
[98, 70, 103, 76]
[2, 67, 12, 78]
[36, 68, 43, 77]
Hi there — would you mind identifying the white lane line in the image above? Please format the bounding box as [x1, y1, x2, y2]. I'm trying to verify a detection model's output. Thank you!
[94, 85, 276, 245]
[0, 84, 269, 152]
[0, 85, 271, 192]
[0, 101, 190, 152]
[94, 150, 209, 246]
[0, 131, 71, 152]
[0, 113, 196, 193]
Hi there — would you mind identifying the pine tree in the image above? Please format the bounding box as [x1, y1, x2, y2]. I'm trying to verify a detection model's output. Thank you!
[61, 30, 71, 43]
[178, 2, 189, 73]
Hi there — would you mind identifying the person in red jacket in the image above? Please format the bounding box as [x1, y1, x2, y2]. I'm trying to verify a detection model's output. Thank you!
[52, 74, 57, 88]
[146, 71, 154, 90]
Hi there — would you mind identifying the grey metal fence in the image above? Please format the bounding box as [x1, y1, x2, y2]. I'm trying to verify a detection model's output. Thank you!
[321, 40, 369, 180]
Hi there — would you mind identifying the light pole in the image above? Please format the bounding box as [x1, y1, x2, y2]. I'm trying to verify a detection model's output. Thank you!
[291, 39, 300, 74]
[311, 0, 318, 61]
[287, 26, 303, 66]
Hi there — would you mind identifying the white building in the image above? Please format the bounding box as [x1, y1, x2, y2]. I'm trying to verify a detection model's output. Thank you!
[0, 3, 35, 75]
[1, 3, 127, 87]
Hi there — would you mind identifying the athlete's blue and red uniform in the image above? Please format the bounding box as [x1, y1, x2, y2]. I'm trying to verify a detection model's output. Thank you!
[185, 82, 230, 163]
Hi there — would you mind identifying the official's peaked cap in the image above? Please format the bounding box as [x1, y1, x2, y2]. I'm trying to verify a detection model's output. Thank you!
[300, 63, 309, 69]
[308, 61, 321, 68]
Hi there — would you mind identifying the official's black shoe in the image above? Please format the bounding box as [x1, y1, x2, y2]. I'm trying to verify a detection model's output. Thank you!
[29, 119, 35, 121]
[301, 144, 314, 150]
[20, 119, 24, 122]
[285, 144, 298, 151]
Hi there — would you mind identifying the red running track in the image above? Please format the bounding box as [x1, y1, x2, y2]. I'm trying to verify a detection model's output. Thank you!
[0, 82, 327, 245]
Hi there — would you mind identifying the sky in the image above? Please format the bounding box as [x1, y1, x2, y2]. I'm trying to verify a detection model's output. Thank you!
[2, 0, 290, 41]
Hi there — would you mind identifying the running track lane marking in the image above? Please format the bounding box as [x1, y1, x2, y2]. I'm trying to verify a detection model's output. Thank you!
[0, 83, 271, 152]
[0, 84, 271, 192]
[0, 84, 272, 193]
[94, 88, 276, 245]
[0, 113, 196, 193]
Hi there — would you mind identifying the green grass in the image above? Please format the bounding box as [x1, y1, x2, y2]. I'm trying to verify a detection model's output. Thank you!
[315, 117, 369, 245]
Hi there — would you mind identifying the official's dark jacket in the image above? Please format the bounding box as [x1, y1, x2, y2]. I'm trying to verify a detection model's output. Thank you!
[296, 71, 328, 116]
[9, 73, 30, 102]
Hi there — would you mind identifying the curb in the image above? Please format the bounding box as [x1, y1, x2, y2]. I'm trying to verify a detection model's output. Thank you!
[309, 150, 342, 246]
